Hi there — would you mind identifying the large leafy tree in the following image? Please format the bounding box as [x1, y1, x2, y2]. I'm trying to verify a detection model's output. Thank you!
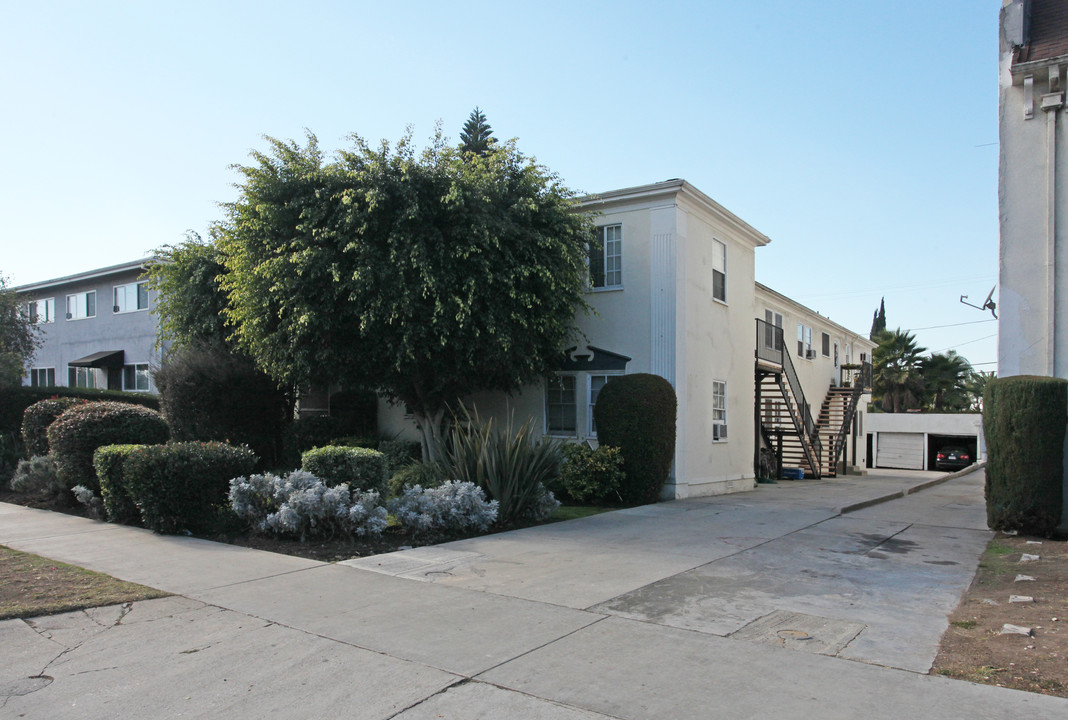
[145, 232, 231, 350]
[920, 350, 972, 412]
[872, 328, 926, 413]
[216, 129, 592, 459]
[459, 107, 494, 156]
[0, 274, 41, 387]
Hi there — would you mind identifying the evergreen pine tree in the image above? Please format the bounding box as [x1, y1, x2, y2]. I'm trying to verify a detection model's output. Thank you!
[869, 297, 887, 340]
[459, 107, 494, 156]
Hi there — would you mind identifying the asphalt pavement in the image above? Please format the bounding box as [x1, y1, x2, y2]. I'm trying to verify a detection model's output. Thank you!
[3, 466, 1066, 719]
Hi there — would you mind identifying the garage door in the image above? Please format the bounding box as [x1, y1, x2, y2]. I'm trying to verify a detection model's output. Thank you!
[876, 432, 925, 470]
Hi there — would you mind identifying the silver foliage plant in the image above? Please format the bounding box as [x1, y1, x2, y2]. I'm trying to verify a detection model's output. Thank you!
[229, 469, 388, 541]
[387, 481, 498, 535]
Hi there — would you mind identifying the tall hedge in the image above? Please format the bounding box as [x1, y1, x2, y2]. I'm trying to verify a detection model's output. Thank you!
[93, 444, 144, 524]
[0, 386, 160, 436]
[593, 373, 677, 505]
[22, 397, 84, 457]
[984, 375, 1066, 535]
[47, 402, 170, 493]
[122, 442, 258, 534]
[301, 445, 388, 494]
[153, 343, 289, 468]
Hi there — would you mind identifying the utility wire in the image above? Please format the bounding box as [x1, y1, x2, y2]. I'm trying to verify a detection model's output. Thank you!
[933, 333, 998, 354]
[910, 319, 996, 331]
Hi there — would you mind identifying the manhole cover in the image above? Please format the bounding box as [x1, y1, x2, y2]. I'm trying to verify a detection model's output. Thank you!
[0, 675, 53, 697]
[731, 610, 865, 655]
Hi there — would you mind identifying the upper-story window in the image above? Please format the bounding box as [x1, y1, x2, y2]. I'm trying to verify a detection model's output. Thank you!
[66, 291, 96, 320]
[712, 239, 726, 302]
[590, 224, 622, 289]
[821, 332, 831, 357]
[114, 282, 149, 313]
[25, 298, 55, 324]
[797, 324, 812, 359]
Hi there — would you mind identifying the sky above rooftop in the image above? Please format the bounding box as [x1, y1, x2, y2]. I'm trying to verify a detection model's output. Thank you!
[1, 0, 1000, 368]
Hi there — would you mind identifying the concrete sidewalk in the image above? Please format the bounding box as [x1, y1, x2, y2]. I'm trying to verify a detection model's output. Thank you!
[3, 467, 1066, 718]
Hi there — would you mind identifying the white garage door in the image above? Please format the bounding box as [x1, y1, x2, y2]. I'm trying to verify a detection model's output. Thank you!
[876, 432, 925, 470]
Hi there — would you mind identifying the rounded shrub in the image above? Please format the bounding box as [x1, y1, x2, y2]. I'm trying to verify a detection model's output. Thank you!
[22, 397, 84, 457]
[559, 443, 624, 504]
[984, 375, 1066, 535]
[9, 455, 64, 496]
[123, 442, 258, 534]
[388, 461, 447, 497]
[154, 343, 289, 468]
[301, 445, 388, 494]
[93, 444, 145, 524]
[47, 402, 170, 494]
[593, 373, 677, 505]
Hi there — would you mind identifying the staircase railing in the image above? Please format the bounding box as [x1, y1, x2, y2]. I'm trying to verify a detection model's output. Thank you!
[755, 319, 822, 477]
[828, 360, 872, 472]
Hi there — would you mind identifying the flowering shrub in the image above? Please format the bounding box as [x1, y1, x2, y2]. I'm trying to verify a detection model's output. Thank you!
[9, 455, 64, 495]
[229, 470, 387, 541]
[301, 446, 388, 494]
[388, 481, 498, 536]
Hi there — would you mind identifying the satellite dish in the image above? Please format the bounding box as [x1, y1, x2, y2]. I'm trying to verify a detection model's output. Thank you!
[960, 285, 998, 319]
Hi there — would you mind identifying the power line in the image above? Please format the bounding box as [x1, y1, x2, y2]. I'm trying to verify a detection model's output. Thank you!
[910, 319, 996, 331]
[933, 333, 998, 353]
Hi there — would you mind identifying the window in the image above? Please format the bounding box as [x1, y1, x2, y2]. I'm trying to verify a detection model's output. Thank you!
[68, 366, 99, 389]
[25, 298, 55, 324]
[589, 224, 622, 289]
[114, 282, 149, 313]
[66, 291, 96, 320]
[797, 324, 812, 358]
[713, 380, 727, 441]
[588, 373, 620, 436]
[545, 374, 577, 434]
[30, 368, 55, 387]
[764, 309, 783, 349]
[821, 332, 831, 357]
[712, 239, 726, 302]
[123, 363, 151, 391]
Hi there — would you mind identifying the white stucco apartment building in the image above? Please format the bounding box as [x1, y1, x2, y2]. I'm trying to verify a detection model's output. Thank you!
[381, 180, 875, 499]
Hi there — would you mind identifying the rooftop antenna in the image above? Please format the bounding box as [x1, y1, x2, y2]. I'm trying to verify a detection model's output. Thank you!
[960, 285, 997, 319]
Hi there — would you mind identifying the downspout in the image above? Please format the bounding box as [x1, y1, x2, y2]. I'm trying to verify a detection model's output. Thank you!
[1042, 66, 1064, 375]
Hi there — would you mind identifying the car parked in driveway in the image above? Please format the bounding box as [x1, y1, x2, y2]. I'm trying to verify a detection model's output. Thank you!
[935, 446, 973, 472]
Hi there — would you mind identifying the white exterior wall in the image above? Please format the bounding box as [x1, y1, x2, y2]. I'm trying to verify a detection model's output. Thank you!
[867, 413, 985, 470]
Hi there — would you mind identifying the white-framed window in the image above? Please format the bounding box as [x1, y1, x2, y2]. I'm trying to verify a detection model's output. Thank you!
[66, 291, 96, 320]
[68, 366, 100, 389]
[764, 309, 783, 350]
[30, 367, 55, 387]
[588, 373, 622, 436]
[822, 332, 831, 358]
[545, 374, 577, 435]
[845, 344, 852, 365]
[797, 324, 812, 359]
[713, 380, 728, 441]
[712, 239, 726, 302]
[123, 363, 151, 391]
[114, 282, 149, 313]
[25, 298, 55, 324]
[590, 224, 623, 289]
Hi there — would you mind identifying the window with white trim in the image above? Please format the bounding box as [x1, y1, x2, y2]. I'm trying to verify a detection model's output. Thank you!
[123, 363, 151, 391]
[712, 239, 726, 302]
[712, 380, 728, 441]
[797, 324, 812, 358]
[25, 298, 55, 324]
[66, 291, 96, 320]
[68, 366, 99, 389]
[545, 374, 577, 435]
[764, 309, 783, 350]
[589, 224, 622, 289]
[821, 332, 831, 358]
[114, 282, 149, 313]
[588, 373, 621, 436]
[30, 368, 55, 387]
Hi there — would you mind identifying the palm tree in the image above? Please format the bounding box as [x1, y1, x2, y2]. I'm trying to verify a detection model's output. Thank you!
[872, 328, 926, 412]
[921, 351, 972, 412]
[963, 370, 996, 412]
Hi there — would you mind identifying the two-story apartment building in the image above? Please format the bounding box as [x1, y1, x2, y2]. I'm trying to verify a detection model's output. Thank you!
[380, 180, 874, 499]
[15, 260, 161, 393]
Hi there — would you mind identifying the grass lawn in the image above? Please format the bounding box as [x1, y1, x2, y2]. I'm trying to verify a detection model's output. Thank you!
[550, 505, 614, 522]
[0, 545, 169, 621]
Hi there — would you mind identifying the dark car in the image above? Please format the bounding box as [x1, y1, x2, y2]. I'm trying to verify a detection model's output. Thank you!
[935, 446, 973, 472]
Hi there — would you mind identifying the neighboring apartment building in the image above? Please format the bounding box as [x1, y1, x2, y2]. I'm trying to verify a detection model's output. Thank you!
[380, 180, 874, 499]
[15, 260, 161, 393]
[998, 0, 1068, 528]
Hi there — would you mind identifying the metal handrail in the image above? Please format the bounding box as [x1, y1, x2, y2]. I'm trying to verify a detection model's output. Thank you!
[828, 361, 872, 472]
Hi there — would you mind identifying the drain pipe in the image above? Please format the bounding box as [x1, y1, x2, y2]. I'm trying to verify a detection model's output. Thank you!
[1041, 65, 1064, 375]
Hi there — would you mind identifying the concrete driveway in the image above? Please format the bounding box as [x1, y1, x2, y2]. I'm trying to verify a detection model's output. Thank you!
[3, 467, 1066, 718]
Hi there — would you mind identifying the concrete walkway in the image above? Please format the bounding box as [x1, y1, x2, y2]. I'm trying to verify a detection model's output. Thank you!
[2, 467, 1066, 718]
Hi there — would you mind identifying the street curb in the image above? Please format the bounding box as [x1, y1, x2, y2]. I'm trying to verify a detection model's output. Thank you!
[837, 462, 986, 515]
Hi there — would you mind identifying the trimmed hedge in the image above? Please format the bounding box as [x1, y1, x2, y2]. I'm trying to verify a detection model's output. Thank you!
[123, 442, 258, 534]
[559, 443, 624, 504]
[301, 445, 388, 493]
[593, 373, 677, 505]
[284, 415, 342, 464]
[22, 397, 84, 457]
[0, 386, 159, 435]
[47, 402, 170, 493]
[93, 444, 144, 524]
[984, 375, 1066, 535]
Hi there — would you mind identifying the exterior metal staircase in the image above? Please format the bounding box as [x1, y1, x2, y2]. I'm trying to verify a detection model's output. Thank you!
[814, 362, 872, 477]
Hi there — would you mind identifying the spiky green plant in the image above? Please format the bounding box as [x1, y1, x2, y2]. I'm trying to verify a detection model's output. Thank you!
[439, 411, 561, 525]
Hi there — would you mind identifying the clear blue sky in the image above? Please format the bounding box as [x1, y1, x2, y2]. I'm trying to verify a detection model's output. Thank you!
[1, 0, 1000, 368]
